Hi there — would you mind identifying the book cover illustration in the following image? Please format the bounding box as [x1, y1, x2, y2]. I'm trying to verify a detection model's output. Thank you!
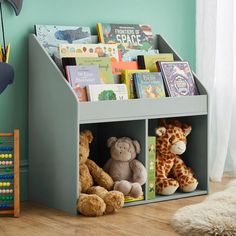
[121, 69, 149, 99]
[138, 53, 174, 72]
[59, 43, 120, 61]
[62, 57, 114, 84]
[122, 48, 159, 62]
[159, 61, 198, 96]
[147, 136, 156, 200]
[97, 23, 154, 59]
[35, 24, 92, 56]
[134, 72, 166, 99]
[66, 65, 101, 101]
[86, 84, 128, 101]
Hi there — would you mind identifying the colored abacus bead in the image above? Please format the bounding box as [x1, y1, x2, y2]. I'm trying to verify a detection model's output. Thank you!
[0, 182, 3, 187]
[8, 154, 13, 158]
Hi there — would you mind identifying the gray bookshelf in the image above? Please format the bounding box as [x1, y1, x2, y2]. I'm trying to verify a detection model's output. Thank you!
[28, 34, 208, 215]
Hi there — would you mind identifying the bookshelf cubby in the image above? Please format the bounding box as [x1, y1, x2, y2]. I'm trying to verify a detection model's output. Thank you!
[28, 34, 208, 215]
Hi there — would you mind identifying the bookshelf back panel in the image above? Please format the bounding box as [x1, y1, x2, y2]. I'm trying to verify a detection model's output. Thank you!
[80, 120, 146, 168]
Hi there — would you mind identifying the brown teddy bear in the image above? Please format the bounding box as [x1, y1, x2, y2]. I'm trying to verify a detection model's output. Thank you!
[77, 130, 124, 217]
[104, 137, 147, 198]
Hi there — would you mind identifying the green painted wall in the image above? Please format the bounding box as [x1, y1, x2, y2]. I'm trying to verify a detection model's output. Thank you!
[0, 0, 196, 200]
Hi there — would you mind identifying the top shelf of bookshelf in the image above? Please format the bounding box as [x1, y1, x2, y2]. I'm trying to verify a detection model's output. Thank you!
[29, 34, 207, 124]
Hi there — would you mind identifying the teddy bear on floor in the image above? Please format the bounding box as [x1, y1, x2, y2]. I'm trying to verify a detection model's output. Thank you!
[77, 130, 124, 217]
[104, 137, 147, 198]
[155, 120, 198, 195]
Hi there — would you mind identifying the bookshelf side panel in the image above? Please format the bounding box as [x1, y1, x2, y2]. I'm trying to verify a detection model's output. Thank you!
[28, 34, 79, 215]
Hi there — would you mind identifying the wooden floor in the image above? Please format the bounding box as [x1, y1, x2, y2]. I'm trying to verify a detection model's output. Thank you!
[0, 177, 234, 236]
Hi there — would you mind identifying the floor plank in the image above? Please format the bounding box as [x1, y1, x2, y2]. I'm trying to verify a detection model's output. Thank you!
[0, 177, 234, 236]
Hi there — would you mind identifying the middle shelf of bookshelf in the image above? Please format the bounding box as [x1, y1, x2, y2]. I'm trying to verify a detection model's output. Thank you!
[29, 33, 208, 215]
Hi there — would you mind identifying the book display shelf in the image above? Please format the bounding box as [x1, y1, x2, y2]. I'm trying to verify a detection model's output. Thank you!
[28, 34, 208, 215]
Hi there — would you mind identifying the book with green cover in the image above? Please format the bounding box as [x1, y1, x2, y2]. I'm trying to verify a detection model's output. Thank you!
[121, 69, 149, 99]
[137, 53, 174, 72]
[97, 23, 154, 61]
[147, 136, 156, 200]
[134, 72, 166, 99]
[62, 57, 114, 84]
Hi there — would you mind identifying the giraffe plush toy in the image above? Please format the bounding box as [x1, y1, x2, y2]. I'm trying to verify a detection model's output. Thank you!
[155, 120, 198, 195]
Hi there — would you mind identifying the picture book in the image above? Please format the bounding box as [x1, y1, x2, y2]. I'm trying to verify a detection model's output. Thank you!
[134, 72, 166, 99]
[122, 48, 159, 62]
[147, 136, 156, 200]
[62, 57, 114, 84]
[97, 23, 154, 59]
[35, 24, 92, 56]
[66, 65, 101, 101]
[138, 53, 174, 72]
[86, 84, 128, 101]
[111, 61, 138, 75]
[121, 69, 149, 99]
[59, 43, 120, 61]
[158, 61, 199, 96]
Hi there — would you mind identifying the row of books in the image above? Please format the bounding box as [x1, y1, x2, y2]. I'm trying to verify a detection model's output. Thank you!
[35, 23, 199, 101]
[35, 23, 157, 62]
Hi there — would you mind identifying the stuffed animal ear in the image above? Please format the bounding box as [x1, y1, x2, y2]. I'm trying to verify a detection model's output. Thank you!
[82, 130, 93, 143]
[182, 125, 192, 136]
[159, 119, 167, 127]
[107, 137, 117, 147]
[132, 140, 141, 154]
[155, 127, 166, 137]
[172, 120, 182, 128]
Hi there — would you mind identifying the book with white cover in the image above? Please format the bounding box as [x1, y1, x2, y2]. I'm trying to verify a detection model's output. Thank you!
[86, 84, 128, 101]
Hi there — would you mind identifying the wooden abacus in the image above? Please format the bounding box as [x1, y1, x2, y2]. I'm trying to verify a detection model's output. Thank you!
[0, 130, 20, 217]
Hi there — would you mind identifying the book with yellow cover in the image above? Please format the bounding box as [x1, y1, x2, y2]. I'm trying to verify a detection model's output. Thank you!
[137, 53, 174, 72]
[121, 69, 149, 99]
[124, 195, 144, 203]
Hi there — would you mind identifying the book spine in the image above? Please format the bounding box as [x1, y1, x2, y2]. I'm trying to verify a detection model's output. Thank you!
[65, 66, 70, 82]
[133, 73, 140, 98]
[86, 86, 92, 101]
[147, 136, 156, 200]
[121, 71, 132, 99]
[96, 23, 105, 43]
[137, 56, 145, 70]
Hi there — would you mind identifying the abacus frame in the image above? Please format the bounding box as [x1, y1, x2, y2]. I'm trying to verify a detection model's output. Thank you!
[0, 130, 20, 217]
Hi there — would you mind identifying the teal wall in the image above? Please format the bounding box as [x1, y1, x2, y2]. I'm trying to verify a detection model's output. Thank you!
[0, 0, 196, 200]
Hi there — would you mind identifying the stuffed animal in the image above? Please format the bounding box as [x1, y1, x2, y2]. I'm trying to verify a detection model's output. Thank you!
[77, 130, 124, 217]
[104, 137, 147, 198]
[155, 120, 198, 195]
